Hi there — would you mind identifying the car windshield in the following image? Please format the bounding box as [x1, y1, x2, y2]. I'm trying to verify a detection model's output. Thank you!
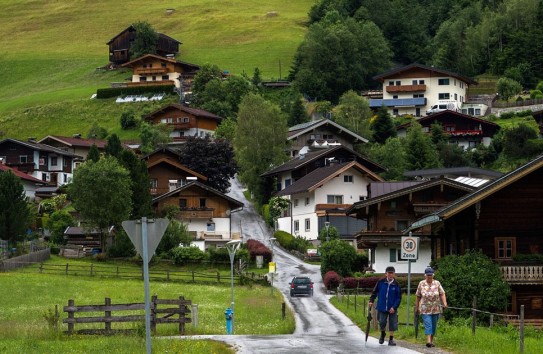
[294, 278, 310, 284]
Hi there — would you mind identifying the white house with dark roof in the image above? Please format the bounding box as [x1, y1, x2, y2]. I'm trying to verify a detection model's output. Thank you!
[370, 63, 478, 117]
[0, 159, 45, 200]
[274, 161, 384, 243]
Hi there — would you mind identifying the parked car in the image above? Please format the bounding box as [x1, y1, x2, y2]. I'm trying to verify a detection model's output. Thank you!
[289, 276, 313, 297]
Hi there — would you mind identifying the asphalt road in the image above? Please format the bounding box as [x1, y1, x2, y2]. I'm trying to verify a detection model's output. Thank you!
[174, 177, 422, 353]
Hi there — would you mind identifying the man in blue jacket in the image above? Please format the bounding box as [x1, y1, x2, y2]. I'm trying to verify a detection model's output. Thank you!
[369, 266, 401, 346]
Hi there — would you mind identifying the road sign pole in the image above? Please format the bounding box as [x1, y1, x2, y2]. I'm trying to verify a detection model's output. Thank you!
[407, 258, 411, 327]
[142, 217, 152, 354]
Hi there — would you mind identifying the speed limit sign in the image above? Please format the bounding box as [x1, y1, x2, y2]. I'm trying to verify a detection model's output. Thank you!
[401, 236, 419, 260]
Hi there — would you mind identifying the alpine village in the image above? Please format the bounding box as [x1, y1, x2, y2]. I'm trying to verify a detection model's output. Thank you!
[1, 1, 543, 353]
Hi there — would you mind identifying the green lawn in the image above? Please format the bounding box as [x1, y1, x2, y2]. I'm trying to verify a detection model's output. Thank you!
[0, 256, 294, 353]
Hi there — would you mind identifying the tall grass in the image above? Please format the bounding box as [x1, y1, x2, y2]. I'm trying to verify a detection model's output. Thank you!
[331, 294, 542, 354]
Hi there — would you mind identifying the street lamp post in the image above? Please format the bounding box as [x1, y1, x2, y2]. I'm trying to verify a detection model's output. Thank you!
[226, 239, 241, 334]
[324, 221, 330, 242]
[269, 237, 277, 296]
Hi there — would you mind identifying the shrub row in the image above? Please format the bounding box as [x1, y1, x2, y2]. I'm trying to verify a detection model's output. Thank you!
[96, 85, 174, 99]
[273, 230, 311, 254]
[324, 271, 425, 291]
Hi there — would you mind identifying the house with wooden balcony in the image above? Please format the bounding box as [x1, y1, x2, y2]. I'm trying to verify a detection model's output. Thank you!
[346, 178, 477, 274]
[406, 154, 543, 319]
[273, 160, 384, 244]
[396, 110, 500, 149]
[370, 63, 477, 117]
[143, 104, 222, 142]
[107, 25, 181, 65]
[287, 118, 369, 158]
[119, 54, 199, 91]
[0, 159, 45, 200]
[151, 181, 244, 249]
[0, 138, 80, 186]
[142, 147, 207, 197]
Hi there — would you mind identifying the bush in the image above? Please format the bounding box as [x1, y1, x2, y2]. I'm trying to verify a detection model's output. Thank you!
[356, 276, 381, 290]
[246, 239, 272, 263]
[320, 239, 357, 278]
[352, 252, 369, 273]
[436, 249, 510, 321]
[512, 253, 543, 263]
[120, 110, 138, 130]
[107, 231, 136, 258]
[323, 271, 341, 290]
[171, 246, 207, 265]
[342, 277, 360, 289]
[274, 230, 293, 250]
[262, 204, 272, 227]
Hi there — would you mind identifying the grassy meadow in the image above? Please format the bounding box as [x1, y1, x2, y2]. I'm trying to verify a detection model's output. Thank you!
[0, 256, 294, 353]
[0, 0, 315, 139]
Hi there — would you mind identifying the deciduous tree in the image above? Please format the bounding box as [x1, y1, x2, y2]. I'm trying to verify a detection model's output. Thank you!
[129, 21, 159, 59]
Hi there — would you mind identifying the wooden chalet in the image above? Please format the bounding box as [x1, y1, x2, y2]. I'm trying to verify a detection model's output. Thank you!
[346, 178, 478, 274]
[142, 147, 207, 197]
[143, 104, 222, 142]
[397, 111, 500, 150]
[407, 155, 543, 318]
[107, 25, 181, 65]
[120, 54, 199, 90]
[152, 181, 244, 248]
[37, 135, 107, 162]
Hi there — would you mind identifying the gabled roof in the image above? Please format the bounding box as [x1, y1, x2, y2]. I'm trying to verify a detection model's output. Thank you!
[287, 118, 369, 143]
[0, 138, 79, 157]
[369, 181, 423, 198]
[152, 181, 244, 210]
[346, 177, 478, 216]
[261, 145, 385, 177]
[107, 25, 181, 45]
[147, 157, 208, 181]
[373, 63, 478, 85]
[406, 154, 543, 231]
[37, 135, 107, 149]
[143, 103, 222, 121]
[275, 161, 384, 197]
[404, 166, 503, 180]
[0, 163, 44, 183]
[396, 110, 500, 132]
[141, 146, 183, 160]
[121, 54, 199, 71]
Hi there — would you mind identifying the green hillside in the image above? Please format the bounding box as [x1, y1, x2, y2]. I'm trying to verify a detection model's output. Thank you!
[0, 0, 315, 139]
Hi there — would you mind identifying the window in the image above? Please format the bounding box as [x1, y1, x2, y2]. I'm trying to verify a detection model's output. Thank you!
[150, 179, 158, 188]
[389, 248, 396, 262]
[310, 134, 321, 140]
[207, 222, 215, 231]
[444, 124, 455, 132]
[327, 195, 343, 204]
[305, 197, 310, 205]
[396, 220, 409, 231]
[162, 75, 169, 80]
[412, 80, 418, 85]
[63, 174, 68, 183]
[161, 63, 167, 67]
[50, 157, 58, 166]
[413, 94, 424, 98]
[179, 199, 187, 208]
[393, 109, 399, 116]
[438, 78, 450, 85]
[495, 237, 516, 259]
[438, 93, 450, 100]
[294, 220, 300, 232]
[182, 117, 190, 123]
[454, 93, 458, 100]
[389, 81, 394, 86]
[199, 198, 206, 208]
[20, 155, 28, 163]
[284, 178, 292, 188]
[393, 95, 398, 99]
[305, 218, 310, 231]
[475, 108, 481, 116]
[468, 141, 478, 149]
[422, 126, 430, 133]
[419, 80, 425, 84]
[294, 199, 298, 207]
[344, 175, 353, 183]
[140, 76, 147, 81]
[152, 76, 157, 81]
[63, 158, 67, 167]
[395, 81, 401, 86]
[323, 134, 334, 140]
[390, 200, 397, 209]
[359, 196, 367, 201]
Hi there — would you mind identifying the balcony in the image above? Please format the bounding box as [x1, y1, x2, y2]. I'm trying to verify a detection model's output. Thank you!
[178, 207, 214, 219]
[386, 84, 427, 93]
[369, 97, 426, 108]
[500, 265, 543, 284]
[446, 129, 482, 136]
[127, 80, 175, 87]
[412, 203, 447, 214]
[6, 162, 35, 173]
[135, 68, 168, 75]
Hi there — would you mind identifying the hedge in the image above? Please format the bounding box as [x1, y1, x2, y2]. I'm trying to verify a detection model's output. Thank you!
[96, 85, 175, 99]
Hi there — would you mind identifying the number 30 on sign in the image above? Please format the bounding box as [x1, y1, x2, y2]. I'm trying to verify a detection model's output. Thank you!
[401, 236, 419, 260]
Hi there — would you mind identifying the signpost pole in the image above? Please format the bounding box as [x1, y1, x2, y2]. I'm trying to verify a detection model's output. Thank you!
[142, 217, 152, 354]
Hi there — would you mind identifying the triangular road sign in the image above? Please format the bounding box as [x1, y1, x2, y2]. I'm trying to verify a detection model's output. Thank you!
[122, 218, 169, 260]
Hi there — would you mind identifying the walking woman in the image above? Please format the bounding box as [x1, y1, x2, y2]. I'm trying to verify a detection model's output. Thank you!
[415, 267, 447, 348]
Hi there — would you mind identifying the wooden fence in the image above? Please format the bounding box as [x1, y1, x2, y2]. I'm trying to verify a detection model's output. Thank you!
[63, 296, 191, 335]
[0, 248, 50, 271]
[31, 262, 265, 284]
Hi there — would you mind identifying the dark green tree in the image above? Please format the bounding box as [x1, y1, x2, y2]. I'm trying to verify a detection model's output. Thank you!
[288, 95, 309, 127]
[404, 122, 440, 171]
[87, 122, 108, 139]
[68, 157, 132, 250]
[317, 224, 340, 243]
[252, 67, 262, 87]
[120, 109, 138, 130]
[496, 77, 522, 101]
[105, 133, 123, 158]
[333, 90, 372, 139]
[87, 144, 100, 162]
[320, 239, 357, 278]
[139, 122, 172, 155]
[156, 219, 191, 257]
[46, 210, 75, 245]
[129, 21, 159, 59]
[178, 136, 238, 193]
[436, 250, 510, 320]
[192, 64, 224, 104]
[371, 105, 397, 144]
[118, 149, 153, 219]
[0, 171, 31, 244]
[502, 124, 540, 159]
[367, 137, 407, 180]
[215, 117, 237, 142]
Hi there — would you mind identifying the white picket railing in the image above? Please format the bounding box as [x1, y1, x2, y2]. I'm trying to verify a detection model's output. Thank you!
[500, 265, 543, 283]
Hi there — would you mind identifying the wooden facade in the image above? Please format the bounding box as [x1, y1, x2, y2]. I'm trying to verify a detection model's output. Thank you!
[143, 104, 222, 141]
[409, 156, 543, 318]
[107, 26, 180, 65]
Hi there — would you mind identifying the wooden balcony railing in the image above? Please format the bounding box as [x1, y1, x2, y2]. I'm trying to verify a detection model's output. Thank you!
[178, 208, 214, 219]
[386, 84, 427, 93]
[135, 68, 168, 75]
[500, 265, 543, 284]
[447, 130, 482, 136]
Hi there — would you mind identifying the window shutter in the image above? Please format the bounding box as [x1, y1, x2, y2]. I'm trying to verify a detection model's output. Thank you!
[389, 248, 396, 262]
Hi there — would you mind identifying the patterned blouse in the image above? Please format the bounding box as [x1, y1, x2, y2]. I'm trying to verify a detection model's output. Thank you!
[416, 279, 445, 315]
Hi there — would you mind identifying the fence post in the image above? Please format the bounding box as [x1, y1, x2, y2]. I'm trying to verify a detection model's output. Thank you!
[39, 262, 43, 273]
[192, 270, 195, 282]
[282, 302, 286, 320]
[490, 314, 493, 329]
[65, 263, 69, 275]
[116, 266, 119, 277]
[354, 293, 357, 312]
[166, 270, 170, 281]
[519, 305, 524, 353]
[471, 296, 477, 335]
[178, 296, 185, 334]
[90, 264, 94, 276]
[151, 295, 157, 334]
[67, 299, 74, 334]
[217, 271, 220, 283]
[105, 298, 111, 332]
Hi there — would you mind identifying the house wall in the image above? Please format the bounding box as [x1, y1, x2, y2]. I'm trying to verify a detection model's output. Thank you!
[146, 108, 218, 138]
[372, 242, 432, 274]
[313, 169, 370, 204]
[148, 163, 196, 196]
[289, 129, 356, 155]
